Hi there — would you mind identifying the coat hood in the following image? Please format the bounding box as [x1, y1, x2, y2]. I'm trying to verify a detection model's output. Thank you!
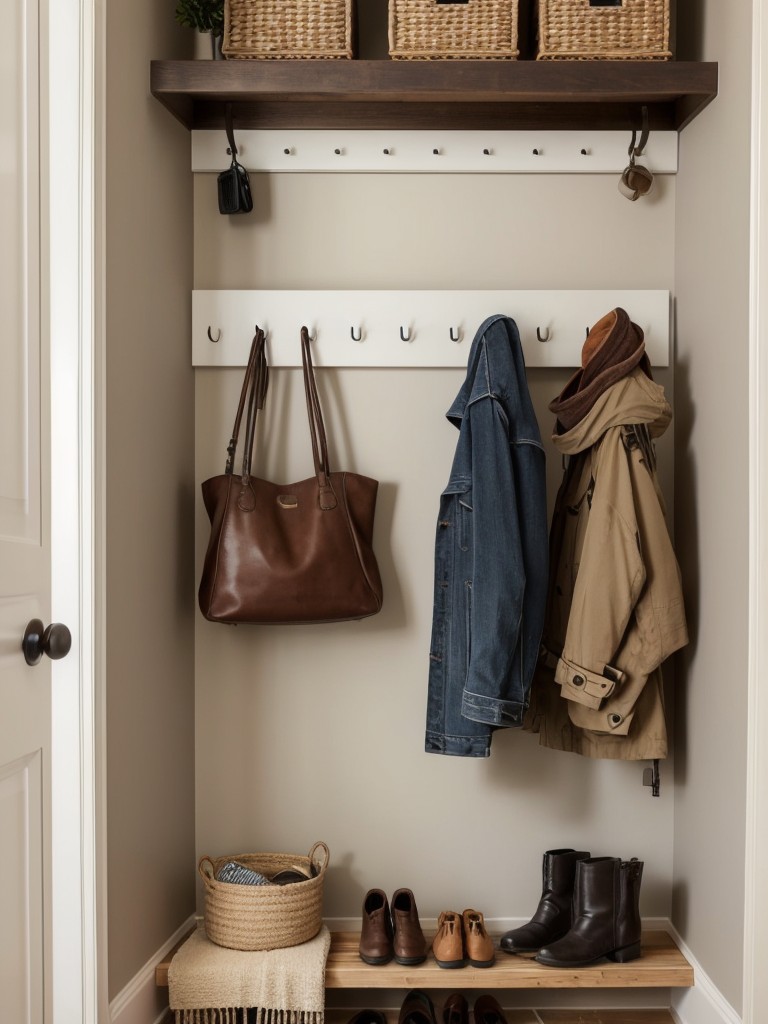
[549, 307, 652, 432]
[553, 368, 671, 456]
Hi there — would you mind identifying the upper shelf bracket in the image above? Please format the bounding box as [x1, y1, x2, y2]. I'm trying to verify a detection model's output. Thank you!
[150, 60, 718, 134]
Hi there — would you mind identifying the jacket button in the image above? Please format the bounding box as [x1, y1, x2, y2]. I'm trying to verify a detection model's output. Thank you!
[609, 713, 623, 727]
[572, 674, 584, 686]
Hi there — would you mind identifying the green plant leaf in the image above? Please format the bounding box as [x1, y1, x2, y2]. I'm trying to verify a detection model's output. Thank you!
[175, 0, 224, 34]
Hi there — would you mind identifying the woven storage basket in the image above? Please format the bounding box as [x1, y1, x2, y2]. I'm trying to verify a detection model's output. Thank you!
[198, 842, 329, 951]
[223, 1, 353, 59]
[537, 0, 670, 60]
[389, 0, 519, 60]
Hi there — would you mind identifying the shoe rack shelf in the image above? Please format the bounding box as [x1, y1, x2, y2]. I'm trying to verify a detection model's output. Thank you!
[155, 929, 693, 991]
[150, 60, 717, 133]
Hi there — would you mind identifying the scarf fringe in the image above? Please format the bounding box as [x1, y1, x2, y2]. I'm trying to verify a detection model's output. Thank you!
[175, 1010, 325, 1024]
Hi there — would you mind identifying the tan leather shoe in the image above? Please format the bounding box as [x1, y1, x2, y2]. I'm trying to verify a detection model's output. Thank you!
[432, 911, 464, 968]
[359, 889, 393, 965]
[391, 888, 427, 965]
[462, 908, 495, 967]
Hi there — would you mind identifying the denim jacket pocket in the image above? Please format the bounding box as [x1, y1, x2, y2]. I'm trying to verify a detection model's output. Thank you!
[441, 479, 473, 553]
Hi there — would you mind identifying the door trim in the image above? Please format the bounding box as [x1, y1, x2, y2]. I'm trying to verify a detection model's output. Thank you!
[745, 0, 768, 1019]
[48, 0, 106, 1019]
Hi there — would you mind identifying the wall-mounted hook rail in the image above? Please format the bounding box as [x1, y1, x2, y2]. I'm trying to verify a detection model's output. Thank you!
[192, 290, 670, 368]
[192, 130, 678, 176]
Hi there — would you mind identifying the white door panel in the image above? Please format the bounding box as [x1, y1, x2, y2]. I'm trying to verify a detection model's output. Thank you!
[0, 0, 51, 1021]
[0, 0, 40, 545]
[0, 751, 43, 1024]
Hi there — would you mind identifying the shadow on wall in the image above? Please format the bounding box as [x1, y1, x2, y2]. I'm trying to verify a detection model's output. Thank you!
[673, 0, 705, 61]
[671, 350, 699, 790]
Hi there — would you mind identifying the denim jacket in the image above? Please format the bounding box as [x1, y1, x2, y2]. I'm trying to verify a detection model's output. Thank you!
[425, 315, 548, 757]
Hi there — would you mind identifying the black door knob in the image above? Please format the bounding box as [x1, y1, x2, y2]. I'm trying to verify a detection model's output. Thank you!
[22, 619, 72, 666]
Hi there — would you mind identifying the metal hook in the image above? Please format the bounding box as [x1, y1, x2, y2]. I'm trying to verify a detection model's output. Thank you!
[351, 326, 362, 342]
[400, 326, 412, 342]
[536, 326, 550, 343]
[629, 105, 650, 159]
[449, 327, 461, 343]
[207, 326, 221, 343]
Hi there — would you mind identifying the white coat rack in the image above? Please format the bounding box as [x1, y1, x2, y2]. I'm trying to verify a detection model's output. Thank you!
[191, 130, 678, 175]
[193, 290, 670, 368]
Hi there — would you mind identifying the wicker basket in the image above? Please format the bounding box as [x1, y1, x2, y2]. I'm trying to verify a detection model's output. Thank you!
[198, 842, 329, 951]
[537, 0, 671, 60]
[223, 1, 354, 59]
[389, 0, 519, 60]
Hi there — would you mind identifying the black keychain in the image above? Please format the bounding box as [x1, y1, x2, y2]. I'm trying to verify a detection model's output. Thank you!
[218, 103, 253, 215]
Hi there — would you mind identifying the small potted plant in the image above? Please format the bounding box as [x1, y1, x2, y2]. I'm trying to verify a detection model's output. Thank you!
[175, 0, 225, 59]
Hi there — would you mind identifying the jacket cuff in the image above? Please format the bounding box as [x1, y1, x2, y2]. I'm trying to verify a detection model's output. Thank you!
[555, 656, 624, 709]
[461, 690, 526, 728]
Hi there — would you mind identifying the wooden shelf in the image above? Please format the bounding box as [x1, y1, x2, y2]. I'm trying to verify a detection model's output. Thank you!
[150, 60, 717, 133]
[155, 929, 693, 991]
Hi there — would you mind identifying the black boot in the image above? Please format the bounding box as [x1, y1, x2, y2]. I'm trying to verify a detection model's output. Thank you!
[536, 857, 644, 967]
[500, 848, 590, 954]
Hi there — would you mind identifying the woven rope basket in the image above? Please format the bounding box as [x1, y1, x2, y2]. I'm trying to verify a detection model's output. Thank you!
[389, 0, 519, 59]
[223, 1, 353, 59]
[538, 0, 670, 60]
[199, 842, 329, 951]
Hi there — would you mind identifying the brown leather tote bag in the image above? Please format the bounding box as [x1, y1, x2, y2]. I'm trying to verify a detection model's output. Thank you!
[199, 327, 383, 624]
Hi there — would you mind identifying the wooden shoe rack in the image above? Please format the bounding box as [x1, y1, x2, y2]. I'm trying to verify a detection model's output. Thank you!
[155, 926, 693, 990]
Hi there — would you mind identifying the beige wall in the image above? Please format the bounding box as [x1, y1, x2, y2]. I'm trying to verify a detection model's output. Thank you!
[105, 1, 196, 1001]
[98, 0, 755, 1009]
[672, 0, 752, 1013]
[193, 171, 678, 959]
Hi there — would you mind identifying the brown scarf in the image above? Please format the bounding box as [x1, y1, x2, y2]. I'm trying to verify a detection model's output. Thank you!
[549, 307, 651, 432]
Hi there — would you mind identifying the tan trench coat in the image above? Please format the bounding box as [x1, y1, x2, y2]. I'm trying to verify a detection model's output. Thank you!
[524, 369, 688, 760]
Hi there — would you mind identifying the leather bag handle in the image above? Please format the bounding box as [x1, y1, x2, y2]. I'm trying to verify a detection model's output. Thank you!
[300, 327, 337, 510]
[225, 327, 268, 477]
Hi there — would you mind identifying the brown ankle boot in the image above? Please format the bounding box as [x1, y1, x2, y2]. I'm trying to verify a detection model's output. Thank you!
[391, 888, 427, 965]
[358, 889, 393, 965]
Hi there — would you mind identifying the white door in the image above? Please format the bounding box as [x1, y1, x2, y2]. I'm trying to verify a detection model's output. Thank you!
[0, 1, 72, 1020]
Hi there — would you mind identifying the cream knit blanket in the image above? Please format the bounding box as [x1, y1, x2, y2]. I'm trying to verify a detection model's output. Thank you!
[169, 924, 331, 1024]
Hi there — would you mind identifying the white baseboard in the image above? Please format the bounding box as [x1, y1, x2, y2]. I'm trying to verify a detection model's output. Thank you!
[666, 923, 742, 1024]
[109, 914, 196, 1024]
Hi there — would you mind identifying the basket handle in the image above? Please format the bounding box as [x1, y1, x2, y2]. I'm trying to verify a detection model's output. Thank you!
[199, 855, 216, 883]
[308, 841, 330, 875]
